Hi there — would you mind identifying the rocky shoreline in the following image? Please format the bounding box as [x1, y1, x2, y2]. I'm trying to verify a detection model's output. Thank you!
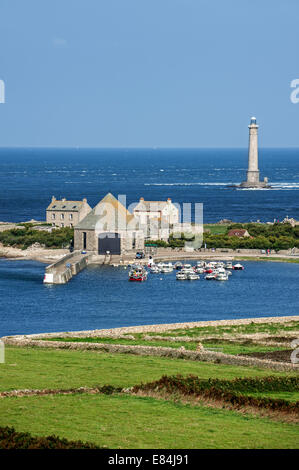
[0, 242, 69, 264]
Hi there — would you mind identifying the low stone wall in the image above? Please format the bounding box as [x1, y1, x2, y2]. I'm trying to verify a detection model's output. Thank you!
[3, 336, 298, 373]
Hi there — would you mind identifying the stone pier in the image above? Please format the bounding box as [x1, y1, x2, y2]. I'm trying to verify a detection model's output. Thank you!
[43, 251, 89, 284]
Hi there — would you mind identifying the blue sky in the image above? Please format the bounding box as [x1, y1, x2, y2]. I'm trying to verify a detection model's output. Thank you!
[0, 0, 299, 147]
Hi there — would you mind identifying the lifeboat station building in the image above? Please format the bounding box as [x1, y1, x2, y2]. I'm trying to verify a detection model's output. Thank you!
[74, 193, 144, 255]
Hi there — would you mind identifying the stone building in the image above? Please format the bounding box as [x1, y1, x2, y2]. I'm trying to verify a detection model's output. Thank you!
[133, 197, 179, 240]
[74, 193, 144, 255]
[46, 197, 92, 228]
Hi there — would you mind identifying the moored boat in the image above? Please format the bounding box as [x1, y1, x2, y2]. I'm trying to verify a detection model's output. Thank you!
[150, 265, 160, 274]
[176, 272, 188, 280]
[225, 262, 233, 270]
[205, 273, 215, 280]
[160, 263, 174, 273]
[233, 263, 244, 270]
[187, 272, 200, 280]
[129, 265, 147, 281]
[174, 262, 183, 270]
[215, 272, 229, 281]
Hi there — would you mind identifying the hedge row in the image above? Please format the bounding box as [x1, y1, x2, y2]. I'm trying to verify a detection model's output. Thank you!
[0, 426, 101, 449]
[0, 227, 74, 250]
[132, 375, 299, 413]
[203, 222, 299, 250]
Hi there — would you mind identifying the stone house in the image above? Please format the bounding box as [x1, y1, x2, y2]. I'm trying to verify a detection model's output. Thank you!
[74, 193, 144, 255]
[46, 197, 92, 228]
[133, 197, 179, 240]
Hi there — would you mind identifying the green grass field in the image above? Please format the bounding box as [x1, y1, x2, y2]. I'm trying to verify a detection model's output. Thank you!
[0, 393, 298, 449]
[1, 346, 294, 392]
[204, 224, 229, 235]
[1, 343, 298, 449]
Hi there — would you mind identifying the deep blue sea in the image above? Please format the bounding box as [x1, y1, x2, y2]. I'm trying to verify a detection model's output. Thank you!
[0, 147, 299, 336]
[0, 147, 299, 223]
[0, 260, 298, 336]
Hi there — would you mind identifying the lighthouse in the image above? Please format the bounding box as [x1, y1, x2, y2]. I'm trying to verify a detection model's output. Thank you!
[240, 117, 269, 188]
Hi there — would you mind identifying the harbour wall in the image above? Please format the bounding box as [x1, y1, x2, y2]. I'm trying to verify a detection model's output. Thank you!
[44, 251, 89, 284]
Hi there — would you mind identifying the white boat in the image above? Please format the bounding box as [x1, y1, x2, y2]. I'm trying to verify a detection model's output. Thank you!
[196, 261, 204, 267]
[150, 265, 160, 273]
[205, 273, 215, 280]
[225, 262, 233, 270]
[182, 264, 194, 273]
[205, 262, 214, 269]
[174, 262, 183, 270]
[215, 267, 226, 275]
[216, 262, 225, 269]
[187, 272, 200, 280]
[176, 272, 188, 280]
[160, 263, 174, 273]
[215, 272, 229, 281]
[233, 263, 244, 270]
[194, 266, 204, 274]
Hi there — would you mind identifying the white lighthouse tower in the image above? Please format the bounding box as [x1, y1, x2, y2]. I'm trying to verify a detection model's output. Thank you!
[240, 117, 269, 188]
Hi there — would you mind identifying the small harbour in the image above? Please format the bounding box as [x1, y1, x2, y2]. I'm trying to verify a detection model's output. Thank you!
[1, 258, 299, 336]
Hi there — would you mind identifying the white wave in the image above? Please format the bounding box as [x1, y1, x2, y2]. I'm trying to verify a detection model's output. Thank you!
[144, 182, 231, 186]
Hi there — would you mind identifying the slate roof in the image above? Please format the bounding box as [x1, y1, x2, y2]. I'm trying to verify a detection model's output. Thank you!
[47, 200, 84, 212]
[75, 193, 135, 231]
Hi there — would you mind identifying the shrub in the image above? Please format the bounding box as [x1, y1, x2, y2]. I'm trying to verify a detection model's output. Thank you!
[132, 375, 299, 413]
[0, 426, 102, 449]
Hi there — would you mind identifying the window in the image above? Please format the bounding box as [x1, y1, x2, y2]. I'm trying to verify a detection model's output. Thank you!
[61, 223, 64, 227]
[69, 214, 73, 220]
[83, 232, 87, 250]
[60, 214, 64, 220]
[52, 214, 55, 220]
[70, 223, 73, 228]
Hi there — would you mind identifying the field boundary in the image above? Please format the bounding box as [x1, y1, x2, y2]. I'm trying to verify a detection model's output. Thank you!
[3, 336, 298, 372]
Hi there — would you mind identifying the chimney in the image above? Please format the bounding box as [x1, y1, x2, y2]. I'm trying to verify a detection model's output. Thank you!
[140, 197, 144, 201]
[51, 196, 56, 203]
[82, 198, 87, 203]
[167, 198, 172, 203]
[62, 198, 66, 202]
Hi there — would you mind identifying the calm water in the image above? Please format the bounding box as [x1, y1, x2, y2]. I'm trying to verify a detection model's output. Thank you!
[0, 259, 298, 336]
[0, 148, 299, 335]
[0, 147, 299, 223]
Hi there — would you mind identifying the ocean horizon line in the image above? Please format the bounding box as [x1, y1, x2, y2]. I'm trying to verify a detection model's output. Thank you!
[0, 146, 299, 151]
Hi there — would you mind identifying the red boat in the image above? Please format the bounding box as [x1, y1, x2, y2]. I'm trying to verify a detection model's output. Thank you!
[129, 265, 147, 282]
